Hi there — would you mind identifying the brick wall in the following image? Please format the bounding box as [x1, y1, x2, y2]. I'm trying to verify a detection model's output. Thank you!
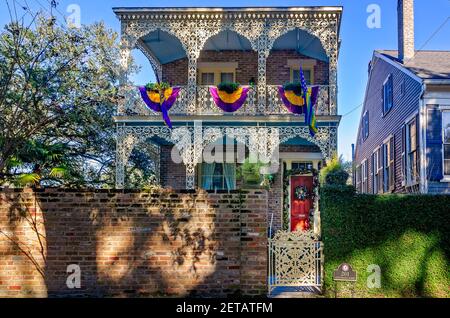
[0, 188, 267, 297]
[267, 50, 329, 85]
[198, 50, 259, 85]
[160, 145, 186, 189]
[161, 50, 329, 86]
[162, 58, 188, 86]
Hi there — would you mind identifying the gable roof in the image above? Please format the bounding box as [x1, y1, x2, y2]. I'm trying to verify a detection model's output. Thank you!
[377, 50, 450, 80]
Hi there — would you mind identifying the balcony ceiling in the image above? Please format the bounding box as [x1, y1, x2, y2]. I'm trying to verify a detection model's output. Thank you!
[140, 28, 328, 65]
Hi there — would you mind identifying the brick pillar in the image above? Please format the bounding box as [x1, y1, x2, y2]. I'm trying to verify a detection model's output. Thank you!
[239, 190, 268, 296]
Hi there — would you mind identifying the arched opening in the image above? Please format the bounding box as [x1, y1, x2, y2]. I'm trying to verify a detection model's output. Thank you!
[139, 29, 188, 86]
[129, 48, 156, 86]
[267, 28, 329, 86]
[266, 28, 330, 115]
[198, 29, 256, 86]
[125, 141, 160, 189]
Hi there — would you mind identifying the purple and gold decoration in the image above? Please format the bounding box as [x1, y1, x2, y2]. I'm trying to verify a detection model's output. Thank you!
[278, 68, 319, 136]
[138, 82, 181, 128]
[209, 82, 249, 113]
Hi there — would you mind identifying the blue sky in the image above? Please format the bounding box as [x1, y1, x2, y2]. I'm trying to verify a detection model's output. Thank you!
[1, 0, 449, 160]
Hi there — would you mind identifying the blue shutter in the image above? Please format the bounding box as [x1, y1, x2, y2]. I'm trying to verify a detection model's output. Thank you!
[426, 109, 443, 181]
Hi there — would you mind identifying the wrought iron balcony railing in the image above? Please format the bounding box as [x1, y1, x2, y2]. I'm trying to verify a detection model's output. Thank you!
[266, 85, 330, 116]
[118, 84, 333, 117]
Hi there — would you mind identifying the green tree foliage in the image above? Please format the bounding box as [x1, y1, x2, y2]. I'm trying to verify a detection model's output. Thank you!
[319, 154, 350, 186]
[0, 14, 149, 188]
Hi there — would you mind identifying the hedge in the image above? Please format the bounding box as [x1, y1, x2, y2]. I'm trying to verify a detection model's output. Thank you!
[320, 185, 450, 298]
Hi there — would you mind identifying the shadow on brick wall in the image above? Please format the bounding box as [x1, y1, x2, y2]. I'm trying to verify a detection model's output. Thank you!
[0, 188, 267, 297]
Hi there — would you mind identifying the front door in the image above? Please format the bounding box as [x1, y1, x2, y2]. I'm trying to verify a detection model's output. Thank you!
[290, 175, 313, 232]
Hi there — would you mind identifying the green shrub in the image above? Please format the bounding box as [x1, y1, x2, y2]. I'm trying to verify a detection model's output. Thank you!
[320, 185, 450, 298]
[325, 169, 349, 186]
[319, 155, 349, 186]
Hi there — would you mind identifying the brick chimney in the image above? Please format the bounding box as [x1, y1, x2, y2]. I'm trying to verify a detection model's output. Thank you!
[398, 0, 415, 62]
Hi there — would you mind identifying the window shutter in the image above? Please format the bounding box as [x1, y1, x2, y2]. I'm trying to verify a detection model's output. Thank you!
[365, 112, 369, 139]
[380, 146, 385, 193]
[401, 124, 406, 186]
[415, 114, 420, 182]
[365, 161, 369, 193]
[390, 136, 395, 190]
[372, 153, 377, 194]
[389, 76, 394, 110]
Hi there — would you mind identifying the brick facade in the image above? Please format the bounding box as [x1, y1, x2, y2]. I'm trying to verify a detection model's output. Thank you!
[160, 145, 186, 189]
[159, 143, 321, 234]
[0, 188, 267, 297]
[161, 50, 329, 86]
[267, 50, 329, 85]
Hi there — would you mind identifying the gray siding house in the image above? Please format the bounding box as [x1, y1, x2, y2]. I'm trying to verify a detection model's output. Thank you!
[353, 0, 450, 194]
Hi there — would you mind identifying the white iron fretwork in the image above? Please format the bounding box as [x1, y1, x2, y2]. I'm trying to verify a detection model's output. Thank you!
[268, 230, 323, 294]
[115, 125, 337, 189]
[116, 9, 340, 116]
[114, 8, 341, 189]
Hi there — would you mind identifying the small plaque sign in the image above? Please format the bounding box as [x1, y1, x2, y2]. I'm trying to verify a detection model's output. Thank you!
[333, 263, 357, 282]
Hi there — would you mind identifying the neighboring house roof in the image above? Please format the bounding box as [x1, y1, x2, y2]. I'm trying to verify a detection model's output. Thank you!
[377, 50, 450, 80]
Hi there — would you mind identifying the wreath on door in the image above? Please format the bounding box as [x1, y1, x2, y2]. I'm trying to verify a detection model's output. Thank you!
[294, 185, 309, 201]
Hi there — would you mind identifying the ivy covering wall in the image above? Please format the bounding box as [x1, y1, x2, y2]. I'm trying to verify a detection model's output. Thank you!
[320, 185, 450, 298]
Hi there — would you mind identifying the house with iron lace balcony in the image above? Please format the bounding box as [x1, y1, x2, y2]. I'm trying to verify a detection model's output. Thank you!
[113, 6, 342, 232]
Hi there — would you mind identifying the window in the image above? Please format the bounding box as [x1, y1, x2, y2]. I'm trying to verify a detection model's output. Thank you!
[198, 62, 238, 85]
[220, 72, 234, 83]
[400, 79, 406, 97]
[291, 161, 313, 171]
[443, 111, 450, 177]
[362, 111, 369, 141]
[383, 74, 394, 115]
[361, 160, 368, 193]
[383, 137, 395, 192]
[201, 72, 215, 85]
[372, 148, 383, 194]
[201, 163, 236, 190]
[292, 69, 312, 85]
[406, 117, 419, 185]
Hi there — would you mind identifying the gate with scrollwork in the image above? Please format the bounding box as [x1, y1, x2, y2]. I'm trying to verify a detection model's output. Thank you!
[268, 230, 323, 294]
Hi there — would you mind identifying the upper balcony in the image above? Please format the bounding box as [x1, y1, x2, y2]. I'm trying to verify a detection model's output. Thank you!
[119, 84, 332, 116]
[114, 7, 342, 118]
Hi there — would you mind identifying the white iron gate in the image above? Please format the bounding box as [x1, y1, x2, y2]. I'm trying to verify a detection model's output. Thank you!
[268, 230, 323, 294]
